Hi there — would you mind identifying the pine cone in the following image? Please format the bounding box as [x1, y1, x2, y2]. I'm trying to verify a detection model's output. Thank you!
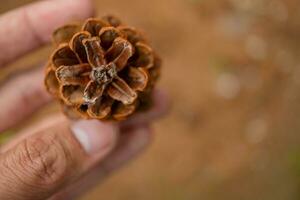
[45, 15, 161, 120]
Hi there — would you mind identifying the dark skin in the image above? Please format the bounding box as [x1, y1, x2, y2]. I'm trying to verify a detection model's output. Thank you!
[0, 0, 169, 199]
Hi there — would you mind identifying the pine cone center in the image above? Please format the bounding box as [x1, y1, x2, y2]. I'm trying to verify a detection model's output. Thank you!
[91, 64, 117, 84]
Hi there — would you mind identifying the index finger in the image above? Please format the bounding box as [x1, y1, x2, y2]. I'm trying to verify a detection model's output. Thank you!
[0, 0, 94, 67]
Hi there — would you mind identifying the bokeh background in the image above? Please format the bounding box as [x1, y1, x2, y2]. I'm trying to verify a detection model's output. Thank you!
[1, 0, 300, 199]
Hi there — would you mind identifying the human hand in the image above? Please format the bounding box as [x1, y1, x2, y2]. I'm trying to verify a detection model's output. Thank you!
[0, 0, 169, 200]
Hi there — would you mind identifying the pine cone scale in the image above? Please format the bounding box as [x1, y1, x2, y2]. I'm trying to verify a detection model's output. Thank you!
[82, 37, 106, 67]
[52, 24, 80, 45]
[87, 96, 113, 119]
[126, 67, 149, 91]
[132, 42, 154, 69]
[56, 63, 91, 85]
[61, 85, 85, 105]
[108, 76, 138, 105]
[105, 37, 134, 71]
[51, 44, 80, 69]
[99, 27, 124, 49]
[70, 31, 91, 63]
[82, 19, 110, 37]
[83, 80, 105, 104]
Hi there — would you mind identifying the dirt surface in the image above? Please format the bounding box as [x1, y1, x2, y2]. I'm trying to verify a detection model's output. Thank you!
[1, 0, 300, 200]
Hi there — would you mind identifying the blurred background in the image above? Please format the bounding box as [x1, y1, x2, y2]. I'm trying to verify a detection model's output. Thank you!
[1, 0, 300, 199]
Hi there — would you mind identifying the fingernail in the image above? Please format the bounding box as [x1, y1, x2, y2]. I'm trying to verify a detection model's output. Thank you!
[71, 120, 118, 155]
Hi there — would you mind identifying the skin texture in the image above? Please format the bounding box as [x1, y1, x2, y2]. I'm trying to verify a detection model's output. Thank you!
[0, 0, 169, 200]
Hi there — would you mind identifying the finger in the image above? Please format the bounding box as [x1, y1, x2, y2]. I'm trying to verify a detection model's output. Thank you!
[50, 124, 151, 200]
[121, 89, 170, 127]
[0, 0, 94, 67]
[0, 117, 118, 200]
[0, 68, 51, 132]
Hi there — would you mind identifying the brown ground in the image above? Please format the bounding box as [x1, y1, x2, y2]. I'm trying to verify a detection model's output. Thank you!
[1, 0, 300, 200]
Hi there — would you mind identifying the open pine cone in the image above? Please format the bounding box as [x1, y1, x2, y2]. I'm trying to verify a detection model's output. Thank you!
[45, 15, 161, 120]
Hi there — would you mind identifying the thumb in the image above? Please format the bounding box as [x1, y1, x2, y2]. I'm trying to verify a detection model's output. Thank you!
[0, 118, 118, 200]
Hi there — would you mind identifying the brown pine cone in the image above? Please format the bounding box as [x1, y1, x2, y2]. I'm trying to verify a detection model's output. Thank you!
[45, 15, 161, 121]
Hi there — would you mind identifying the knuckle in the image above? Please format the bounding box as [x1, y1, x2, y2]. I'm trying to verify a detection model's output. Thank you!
[14, 133, 76, 186]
